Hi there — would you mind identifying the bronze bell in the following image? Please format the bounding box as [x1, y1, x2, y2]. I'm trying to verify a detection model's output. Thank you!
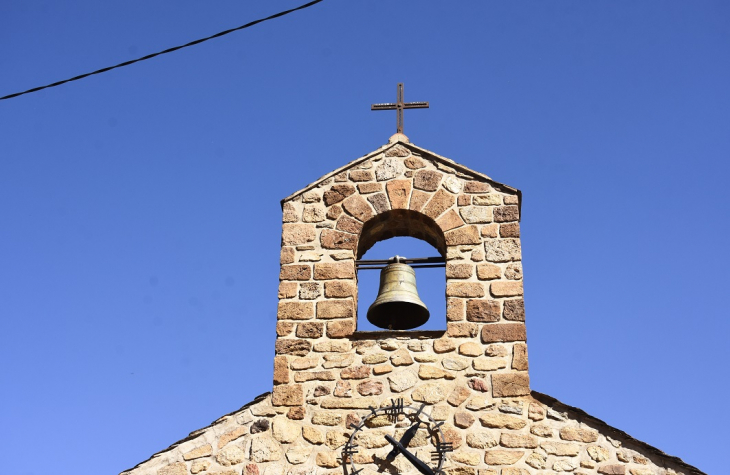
[367, 256, 430, 330]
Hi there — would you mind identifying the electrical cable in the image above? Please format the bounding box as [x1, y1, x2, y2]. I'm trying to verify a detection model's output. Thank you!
[0, 0, 324, 101]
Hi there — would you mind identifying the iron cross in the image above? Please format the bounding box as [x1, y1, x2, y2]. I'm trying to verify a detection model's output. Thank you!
[371, 83, 429, 134]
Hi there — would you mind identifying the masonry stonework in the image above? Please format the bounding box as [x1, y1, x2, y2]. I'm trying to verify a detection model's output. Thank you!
[122, 135, 703, 475]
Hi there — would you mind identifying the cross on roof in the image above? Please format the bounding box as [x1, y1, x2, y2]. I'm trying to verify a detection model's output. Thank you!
[371, 83, 429, 134]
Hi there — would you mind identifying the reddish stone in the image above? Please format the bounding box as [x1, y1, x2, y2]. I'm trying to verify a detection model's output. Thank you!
[314, 262, 355, 280]
[481, 223, 498, 238]
[457, 194, 471, 206]
[494, 205, 519, 222]
[317, 300, 354, 319]
[446, 298, 465, 321]
[272, 384, 304, 406]
[280, 247, 295, 264]
[464, 181, 491, 193]
[490, 281, 523, 297]
[320, 229, 357, 250]
[423, 189, 456, 219]
[437, 209, 465, 232]
[324, 281, 356, 298]
[282, 224, 315, 246]
[447, 322, 478, 337]
[336, 215, 363, 234]
[244, 464, 260, 475]
[409, 190, 431, 211]
[327, 204, 342, 219]
[341, 365, 370, 379]
[273, 356, 289, 385]
[481, 323, 526, 343]
[466, 299, 501, 322]
[446, 282, 485, 298]
[357, 182, 382, 194]
[386, 180, 412, 209]
[349, 170, 373, 182]
[512, 343, 528, 370]
[278, 301, 314, 320]
[278, 282, 297, 299]
[323, 184, 355, 206]
[503, 299, 525, 321]
[326, 319, 355, 338]
[296, 321, 324, 338]
[275, 339, 312, 356]
[282, 202, 298, 223]
[368, 193, 391, 214]
[287, 406, 305, 420]
[468, 378, 490, 392]
[476, 263, 501, 280]
[500, 223, 520, 237]
[597, 465, 626, 475]
[413, 170, 443, 191]
[276, 321, 294, 336]
[445, 225, 480, 245]
[280, 264, 312, 281]
[446, 263, 473, 279]
[333, 380, 352, 397]
[342, 195, 374, 222]
[357, 380, 384, 396]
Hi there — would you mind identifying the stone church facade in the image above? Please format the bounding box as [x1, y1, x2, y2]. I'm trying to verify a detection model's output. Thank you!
[122, 135, 703, 475]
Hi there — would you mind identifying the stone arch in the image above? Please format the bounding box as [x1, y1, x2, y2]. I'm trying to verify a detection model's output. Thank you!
[356, 209, 446, 259]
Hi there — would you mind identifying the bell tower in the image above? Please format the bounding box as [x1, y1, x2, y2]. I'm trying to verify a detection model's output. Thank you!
[273, 132, 529, 410]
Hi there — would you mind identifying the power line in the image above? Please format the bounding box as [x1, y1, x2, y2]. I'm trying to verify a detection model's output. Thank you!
[0, 0, 324, 101]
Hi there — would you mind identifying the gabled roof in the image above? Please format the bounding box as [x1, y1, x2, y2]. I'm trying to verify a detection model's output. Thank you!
[281, 135, 521, 206]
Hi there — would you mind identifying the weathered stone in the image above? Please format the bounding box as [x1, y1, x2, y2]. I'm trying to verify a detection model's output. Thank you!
[512, 343, 528, 370]
[458, 194, 471, 206]
[296, 321, 324, 339]
[450, 450, 481, 466]
[587, 445, 610, 462]
[404, 156, 426, 169]
[442, 424, 464, 449]
[442, 357, 469, 371]
[333, 380, 351, 397]
[528, 402, 546, 421]
[314, 262, 355, 280]
[274, 356, 289, 384]
[553, 459, 579, 472]
[325, 430, 350, 449]
[434, 338, 456, 353]
[323, 184, 355, 206]
[290, 356, 318, 370]
[503, 299, 525, 321]
[412, 382, 449, 403]
[294, 370, 335, 382]
[447, 322, 478, 337]
[278, 302, 314, 321]
[490, 281, 523, 297]
[465, 395, 491, 411]
[341, 365, 370, 379]
[560, 426, 599, 443]
[454, 411, 475, 428]
[390, 348, 414, 366]
[358, 182, 382, 194]
[361, 353, 388, 364]
[326, 319, 355, 338]
[315, 451, 340, 468]
[419, 365, 454, 380]
[282, 224, 316, 246]
[485, 344, 509, 357]
[494, 205, 519, 222]
[492, 373, 530, 397]
[524, 452, 547, 469]
[273, 417, 301, 443]
[302, 205, 326, 223]
[500, 433, 538, 449]
[446, 263, 472, 279]
[476, 263, 501, 280]
[336, 215, 363, 234]
[460, 206, 493, 223]
[316, 300, 354, 319]
[458, 342, 482, 356]
[281, 247, 296, 265]
[217, 444, 247, 466]
[283, 202, 299, 223]
[387, 370, 419, 392]
[500, 222, 520, 238]
[320, 354, 353, 370]
[349, 170, 373, 182]
[278, 282, 297, 299]
[423, 189, 456, 219]
[379, 339, 400, 350]
[445, 225, 480, 246]
[320, 229, 357, 250]
[413, 170, 443, 191]
[287, 406, 305, 420]
[541, 441, 581, 456]
[473, 194, 501, 206]
[484, 239, 521, 262]
[327, 204, 342, 219]
[280, 264, 312, 281]
[408, 341, 430, 352]
[385, 179, 412, 209]
[409, 189, 431, 211]
[356, 379, 384, 396]
[437, 209, 465, 232]
[285, 445, 312, 464]
[598, 465, 626, 475]
[297, 282, 319, 300]
[479, 413, 526, 429]
[368, 192, 390, 214]
[314, 341, 350, 352]
[484, 450, 524, 465]
[481, 223, 499, 238]
[375, 157, 405, 181]
[468, 378, 489, 392]
[446, 282, 484, 298]
[481, 323, 526, 343]
[443, 175, 463, 193]
[312, 411, 343, 426]
[373, 364, 393, 374]
[302, 426, 325, 444]
[324, 280, 356, 298]
[190, 460, 211, 474]
[158, 463, 187, 475]
[466, 432, 498, 449]
[472, 357, 507, 371]
[466, 299, 500, 322]
[250, 436, 283, 463]
[275, 339, 312, 356]
[464, 181, 491, 193]
[251, 419, 271, 434]
[183, 443, 213, 460]
[272, 384, 304, 406]
[447, 386, 471, 406]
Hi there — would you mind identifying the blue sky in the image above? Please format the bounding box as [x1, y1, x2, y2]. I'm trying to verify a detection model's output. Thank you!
[1, 1, 728, 474]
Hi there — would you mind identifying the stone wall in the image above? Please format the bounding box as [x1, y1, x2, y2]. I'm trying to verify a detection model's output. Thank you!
[121, 137, 703, 475]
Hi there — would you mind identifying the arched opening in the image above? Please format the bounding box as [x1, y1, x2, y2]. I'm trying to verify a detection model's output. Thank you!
[356, 209, 446, 332]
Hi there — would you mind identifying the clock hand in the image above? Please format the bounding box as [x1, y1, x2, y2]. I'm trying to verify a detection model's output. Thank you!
[384, 435, 434, 475]
[385, 420, 422, 462]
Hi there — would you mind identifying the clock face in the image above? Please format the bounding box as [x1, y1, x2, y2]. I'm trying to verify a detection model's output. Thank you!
[342, 399, 453, 475]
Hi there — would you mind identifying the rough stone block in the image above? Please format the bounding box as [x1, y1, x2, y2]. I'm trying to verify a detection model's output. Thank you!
[385, 180, 412, 209]
[512, 343, 528, 370]
[460, 206, 494, 224]
[447, 263, 473, 279]
[490, 281, 523, 297]
[447, 282, 485, 298]
[273, 356, 289, 384]
[336, 215, 363, 234]
[298, 282, 320, 300]
[326, 319, 355, 338]
[484, 239, 521, 262]
[503, 299, 525, 321]
[275, 339, 312, 356]
[282, 224, 316, 246]
[342, 194, 374, 222]
[368, 192, 390, 214]
[324, 280, 356, 298]
[314, 262, 355, 280]
[492, 373, 530, 397]
[500, 434, 537, 449]
[484, 450, 524, 465]
[349, 170, 373, 182]
[476, 263, 501, 280]
[358, 182, 382, 194]
[280, 247, 295, 264]
[316, 300, 354, 319]
[466, 299, 501, 322]
[464, 181, 491, 193]
[320, 229, 357, 250]
[445, 225, 481, 245]
[323, 184, 355, 206]
[278, 282, 297, 299]
[447, 322, 478, 338]
[559, 426, 599, 443]
[341, 365, 370, 379]
[494, 205, 520, 222]
[409, 189, 431, 211]
[272, 384, 304, 406]
[282, 202, 299, 223]
[280, 265, 312, 281]
[500, 222, 520, 237]
[414, 170, 443, 191]
[278, 302, 314, 320]
[437, 209, 465, 232]
[446, 297, 465, 321]
[481, 323, 526, 343]
[423, 189, 456, 219]
[296, 321, 324, 339]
